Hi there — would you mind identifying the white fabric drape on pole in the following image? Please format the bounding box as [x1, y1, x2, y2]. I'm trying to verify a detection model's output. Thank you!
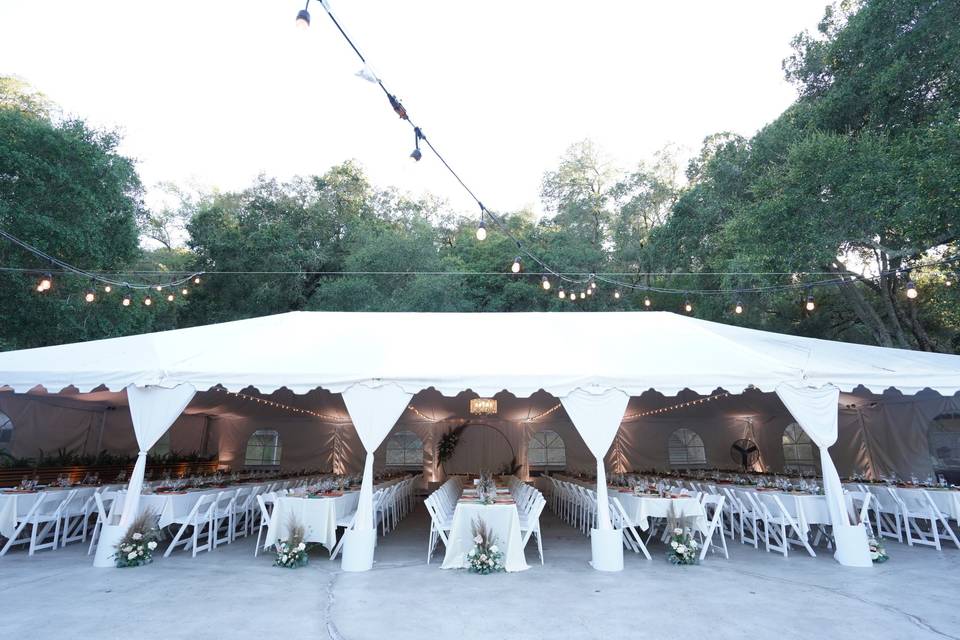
[776, 383, 871, 567]
[119, 384, 196, 527]
[342, 383, 414, 530]
[561, 388, 630, 530]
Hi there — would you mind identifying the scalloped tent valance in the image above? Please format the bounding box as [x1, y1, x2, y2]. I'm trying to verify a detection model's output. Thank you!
[0, 311, 958, 397]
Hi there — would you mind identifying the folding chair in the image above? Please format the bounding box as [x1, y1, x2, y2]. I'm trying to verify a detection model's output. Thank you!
[698, 494, 729, 560]
[610, 497, 651, 560]
[165, 494, 216, 558]
[518, 494, 546, 564]
[424, 494, 452, 563]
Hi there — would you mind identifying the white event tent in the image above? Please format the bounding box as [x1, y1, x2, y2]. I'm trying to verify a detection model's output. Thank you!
[1, 310, 959, 570]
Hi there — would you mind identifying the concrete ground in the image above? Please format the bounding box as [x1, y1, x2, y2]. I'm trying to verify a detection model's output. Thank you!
[2, 504, 959, 640]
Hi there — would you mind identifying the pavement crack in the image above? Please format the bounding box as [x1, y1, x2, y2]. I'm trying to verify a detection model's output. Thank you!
[727, 566, 960, 640]
[323, 569, 345, 640]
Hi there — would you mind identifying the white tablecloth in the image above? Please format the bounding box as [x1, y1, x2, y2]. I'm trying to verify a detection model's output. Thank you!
[140, 488, 224, 529]
[441, 501, 529, 572]
[264, 491, 359, 551]
[613, 493, 707, 534]
[899, 488, 960, 521]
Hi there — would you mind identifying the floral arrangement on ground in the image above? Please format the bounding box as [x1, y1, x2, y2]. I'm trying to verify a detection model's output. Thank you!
[868, 534, 888, 563]
[274, 516, 309, 568]
[666, 527, 699, 565]
[467, 517, 505, 574]
[114, 510, 160, 568]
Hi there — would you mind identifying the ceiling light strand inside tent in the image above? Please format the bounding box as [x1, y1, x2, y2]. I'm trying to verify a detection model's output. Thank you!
[225, 390, 352, 422]
[621, 392, 731, 422]
[522, 403, 563, 423]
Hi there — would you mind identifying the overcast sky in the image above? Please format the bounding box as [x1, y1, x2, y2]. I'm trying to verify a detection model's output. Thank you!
[0, 0, 828, 215]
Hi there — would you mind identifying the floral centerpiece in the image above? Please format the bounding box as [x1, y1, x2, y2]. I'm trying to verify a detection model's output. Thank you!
[867, 533, 888, 563]
[466, 517, 505, 574]
[114, 510, 160, 568]
[476, 470, 497, 504]
[274, 516, 309, 568]
[666, 527, 699, 565]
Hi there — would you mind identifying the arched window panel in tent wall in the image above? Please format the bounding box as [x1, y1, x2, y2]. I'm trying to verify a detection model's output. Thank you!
[929, 413, 960, 472]
[385, 430, 424, 468]
[0, 411, 12, 449]
[782, 422, 817, 474]
[244, 429, 282, 467]
[667, 428, 706, 467]
[527, 429, 566, 469]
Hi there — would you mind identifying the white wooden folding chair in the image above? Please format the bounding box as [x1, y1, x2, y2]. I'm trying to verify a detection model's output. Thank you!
[868, 486, 904, 542]
[211, 490, 237, 548]
[165, 493, 216, 558]
[253, 493, 275, 557]
[424, 494, 452, 563]
[698, 494, 729, 560]
[754, 493, 816, 558]
[87, 490, 121, 556]
[610, 497, 651, 560]
[896, 488, 960, 550]
[518, 494, 546, 564]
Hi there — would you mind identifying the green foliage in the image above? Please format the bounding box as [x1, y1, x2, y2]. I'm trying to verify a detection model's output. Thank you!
[1, 0, 957, 355]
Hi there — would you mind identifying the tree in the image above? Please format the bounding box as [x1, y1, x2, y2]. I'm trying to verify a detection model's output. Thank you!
[0, 77, 173, 350]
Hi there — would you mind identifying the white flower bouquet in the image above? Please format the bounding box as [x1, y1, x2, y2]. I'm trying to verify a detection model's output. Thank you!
[274, 516, 310, 569]
[666, 527, 699, 565]
[466, 517, 505, 574]
[868, 535, 889, 563]
[114, 510, 160, 568]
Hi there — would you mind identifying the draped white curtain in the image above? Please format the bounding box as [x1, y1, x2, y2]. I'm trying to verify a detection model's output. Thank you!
[342, 383, 413, 530]
[561, 388, 630, 530]
[775, 383, 872, 566]
[119, 384, 196, 527]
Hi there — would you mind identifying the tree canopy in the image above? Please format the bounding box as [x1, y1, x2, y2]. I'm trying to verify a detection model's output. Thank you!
[1, 0, 957, 353]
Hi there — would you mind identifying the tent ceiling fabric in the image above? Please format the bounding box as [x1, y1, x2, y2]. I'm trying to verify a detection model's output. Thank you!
[0, 311, 958, 397]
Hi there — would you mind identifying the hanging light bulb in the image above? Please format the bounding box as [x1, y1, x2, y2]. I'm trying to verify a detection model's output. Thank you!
[805, 293, 816, 312]
[558, 287, 566, 299]
[193, 276, 201, 285]
[735, 300, 743, 314]
[589, 274, 597, 290]
[586, 287, 593, 296]
[541, 275, 551, 290]
[181, 287, 189, 296]
[945, 273, 954, 287]
[684, 299, 693, 313]
[906, 280, 918, 299]
[579, 291, 585, 300]
[84, 289, 96, 303]
[511, 256, 521, 273]
[476, 218, 486, 241]
[103, 284, 112, 293]
[37, 273, 52, 292]
[410, 127, 423, 161]
[644, 296, 651, 308]
[295, 1, 310, 29]
[155, 285, 163, 292]
[614, 290, 621, 299]
[143, 295, 153, 306]
[122, 294, 131, 307]
[166, 293, 175, 302]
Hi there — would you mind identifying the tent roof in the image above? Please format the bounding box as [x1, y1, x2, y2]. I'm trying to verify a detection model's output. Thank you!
[0, 311, 957, 397]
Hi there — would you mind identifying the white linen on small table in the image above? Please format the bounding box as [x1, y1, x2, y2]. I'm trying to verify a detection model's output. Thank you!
[615, 493, 707, 534]
[441, 502, 528, 572]
[264, 491, 360, 551]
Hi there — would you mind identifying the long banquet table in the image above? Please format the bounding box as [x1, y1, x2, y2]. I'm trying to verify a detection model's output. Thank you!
[440, 491, 529, 572]
[611, 490, 708, 533]
[0, 487, 97, 538]
[264, 490, 360, 551]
